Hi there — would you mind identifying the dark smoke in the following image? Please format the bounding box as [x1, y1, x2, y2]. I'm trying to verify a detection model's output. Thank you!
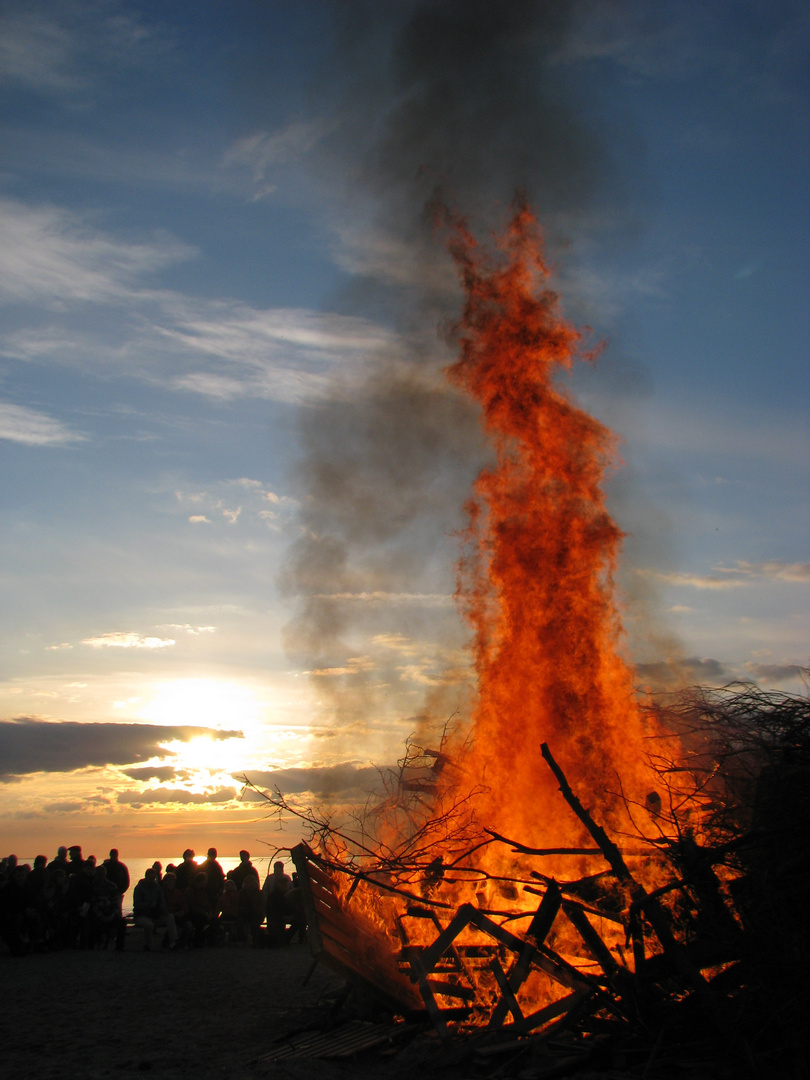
[281, 1, 627, 751]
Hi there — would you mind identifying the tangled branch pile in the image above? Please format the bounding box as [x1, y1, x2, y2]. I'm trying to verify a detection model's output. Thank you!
[244, 679, 810, 1077]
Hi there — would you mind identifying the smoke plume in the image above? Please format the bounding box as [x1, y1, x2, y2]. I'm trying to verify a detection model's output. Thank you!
[281, 1, 627, 756]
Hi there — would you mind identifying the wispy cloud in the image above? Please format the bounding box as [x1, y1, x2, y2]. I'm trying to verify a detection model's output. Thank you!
[82, 632, 175, 650]
[308, 656, 375, 678]
[639, 560, 810, 590]
[637, 569, 750, 591]
[0, 196, 409, 407]
[734, 561, 810, 582]
[160, 299, 403, 404]
[223, 120, 333, 200]
[312, 591, 454, 606]
[0, 402, 85, 445]
[0, 1, 163, 96]
[0, 197, 196, 305]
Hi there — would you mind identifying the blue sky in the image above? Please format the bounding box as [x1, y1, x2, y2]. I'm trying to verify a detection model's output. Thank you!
[0, 0, 807, 856]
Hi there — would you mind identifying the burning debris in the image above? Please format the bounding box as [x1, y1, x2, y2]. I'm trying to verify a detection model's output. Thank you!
[252, 681, 809, 1077]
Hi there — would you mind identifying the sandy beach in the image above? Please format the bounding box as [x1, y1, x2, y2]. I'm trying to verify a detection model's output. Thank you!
[0, 937, 407, 1080]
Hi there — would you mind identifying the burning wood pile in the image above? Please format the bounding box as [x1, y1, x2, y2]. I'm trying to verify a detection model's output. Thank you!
[254, 681, 810, 1078]
[258, 207, 807, 1075]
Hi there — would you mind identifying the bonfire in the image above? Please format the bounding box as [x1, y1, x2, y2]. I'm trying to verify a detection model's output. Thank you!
[248, 204, 810, 1078]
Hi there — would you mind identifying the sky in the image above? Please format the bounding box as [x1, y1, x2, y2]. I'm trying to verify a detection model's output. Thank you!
[1, 0, 807, 859]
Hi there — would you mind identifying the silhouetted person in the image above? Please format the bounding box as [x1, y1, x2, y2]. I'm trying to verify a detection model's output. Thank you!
[161, 871, 189, 949]
[185, 871, 214, 947]
[0, 864, 29, 955]
[68, 856, 96, 947]
[227, 850, 259, 890]
[285, 875, 307, 945]
[174, 849, 197, 892]
[202, 848, 225, 908]
[102, 849, 130, 896]
[217, 879, 239, 943]
[237, 874, 264, 947]
[22, 855, 49, 950]
[90, 865, 126, 951]
[48, 847, 70, 875]
[67, 846, 84, 876]
[132, 867, 166, 951]
[262, 861, 292, 947]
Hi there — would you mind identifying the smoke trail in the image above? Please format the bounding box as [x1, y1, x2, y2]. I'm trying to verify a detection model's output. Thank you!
[281, 1, 625, 755]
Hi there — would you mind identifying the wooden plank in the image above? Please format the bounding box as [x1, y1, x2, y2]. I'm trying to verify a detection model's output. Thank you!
[415, 903, 478, 974]
[315, 917, 359, 956]
[526, 880, 562, 943]
[562, 901, 622, 977]
[489, 957, 525, 1027]
[488, 941, 537, 1029]
[513, 989, 593, 1035]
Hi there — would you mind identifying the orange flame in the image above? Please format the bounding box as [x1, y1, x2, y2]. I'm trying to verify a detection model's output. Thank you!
[441, 200, 653, 846]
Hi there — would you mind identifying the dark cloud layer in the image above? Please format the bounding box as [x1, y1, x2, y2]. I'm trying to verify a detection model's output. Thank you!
[0, 719, 243, 781]
[116, 787, 238, 807]
[121, 765, 188, 783]
[635, 657, 730, 689]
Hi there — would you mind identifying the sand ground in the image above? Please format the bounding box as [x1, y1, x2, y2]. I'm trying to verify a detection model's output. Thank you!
[0, 936, 424, 1080]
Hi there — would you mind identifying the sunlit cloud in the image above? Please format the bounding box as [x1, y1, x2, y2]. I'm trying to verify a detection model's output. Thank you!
[734, 561, 810, 582]
[0, 719, 243, 781]
[637, 570, 749, 590]
[396, 663, 470, 687]
[82, 632, 175, 650]
[0, 402, 85, 445]
[308, 656, 375, 678]
[639, 561, 810, 590]
[137, 679, 264, 736]
[173, 480, 296, 530]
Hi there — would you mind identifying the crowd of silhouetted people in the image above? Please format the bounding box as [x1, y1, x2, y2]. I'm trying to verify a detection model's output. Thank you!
[0, 845, 306, 956]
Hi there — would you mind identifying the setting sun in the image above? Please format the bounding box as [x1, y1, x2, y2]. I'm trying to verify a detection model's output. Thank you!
[138, 679, 264, 734]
